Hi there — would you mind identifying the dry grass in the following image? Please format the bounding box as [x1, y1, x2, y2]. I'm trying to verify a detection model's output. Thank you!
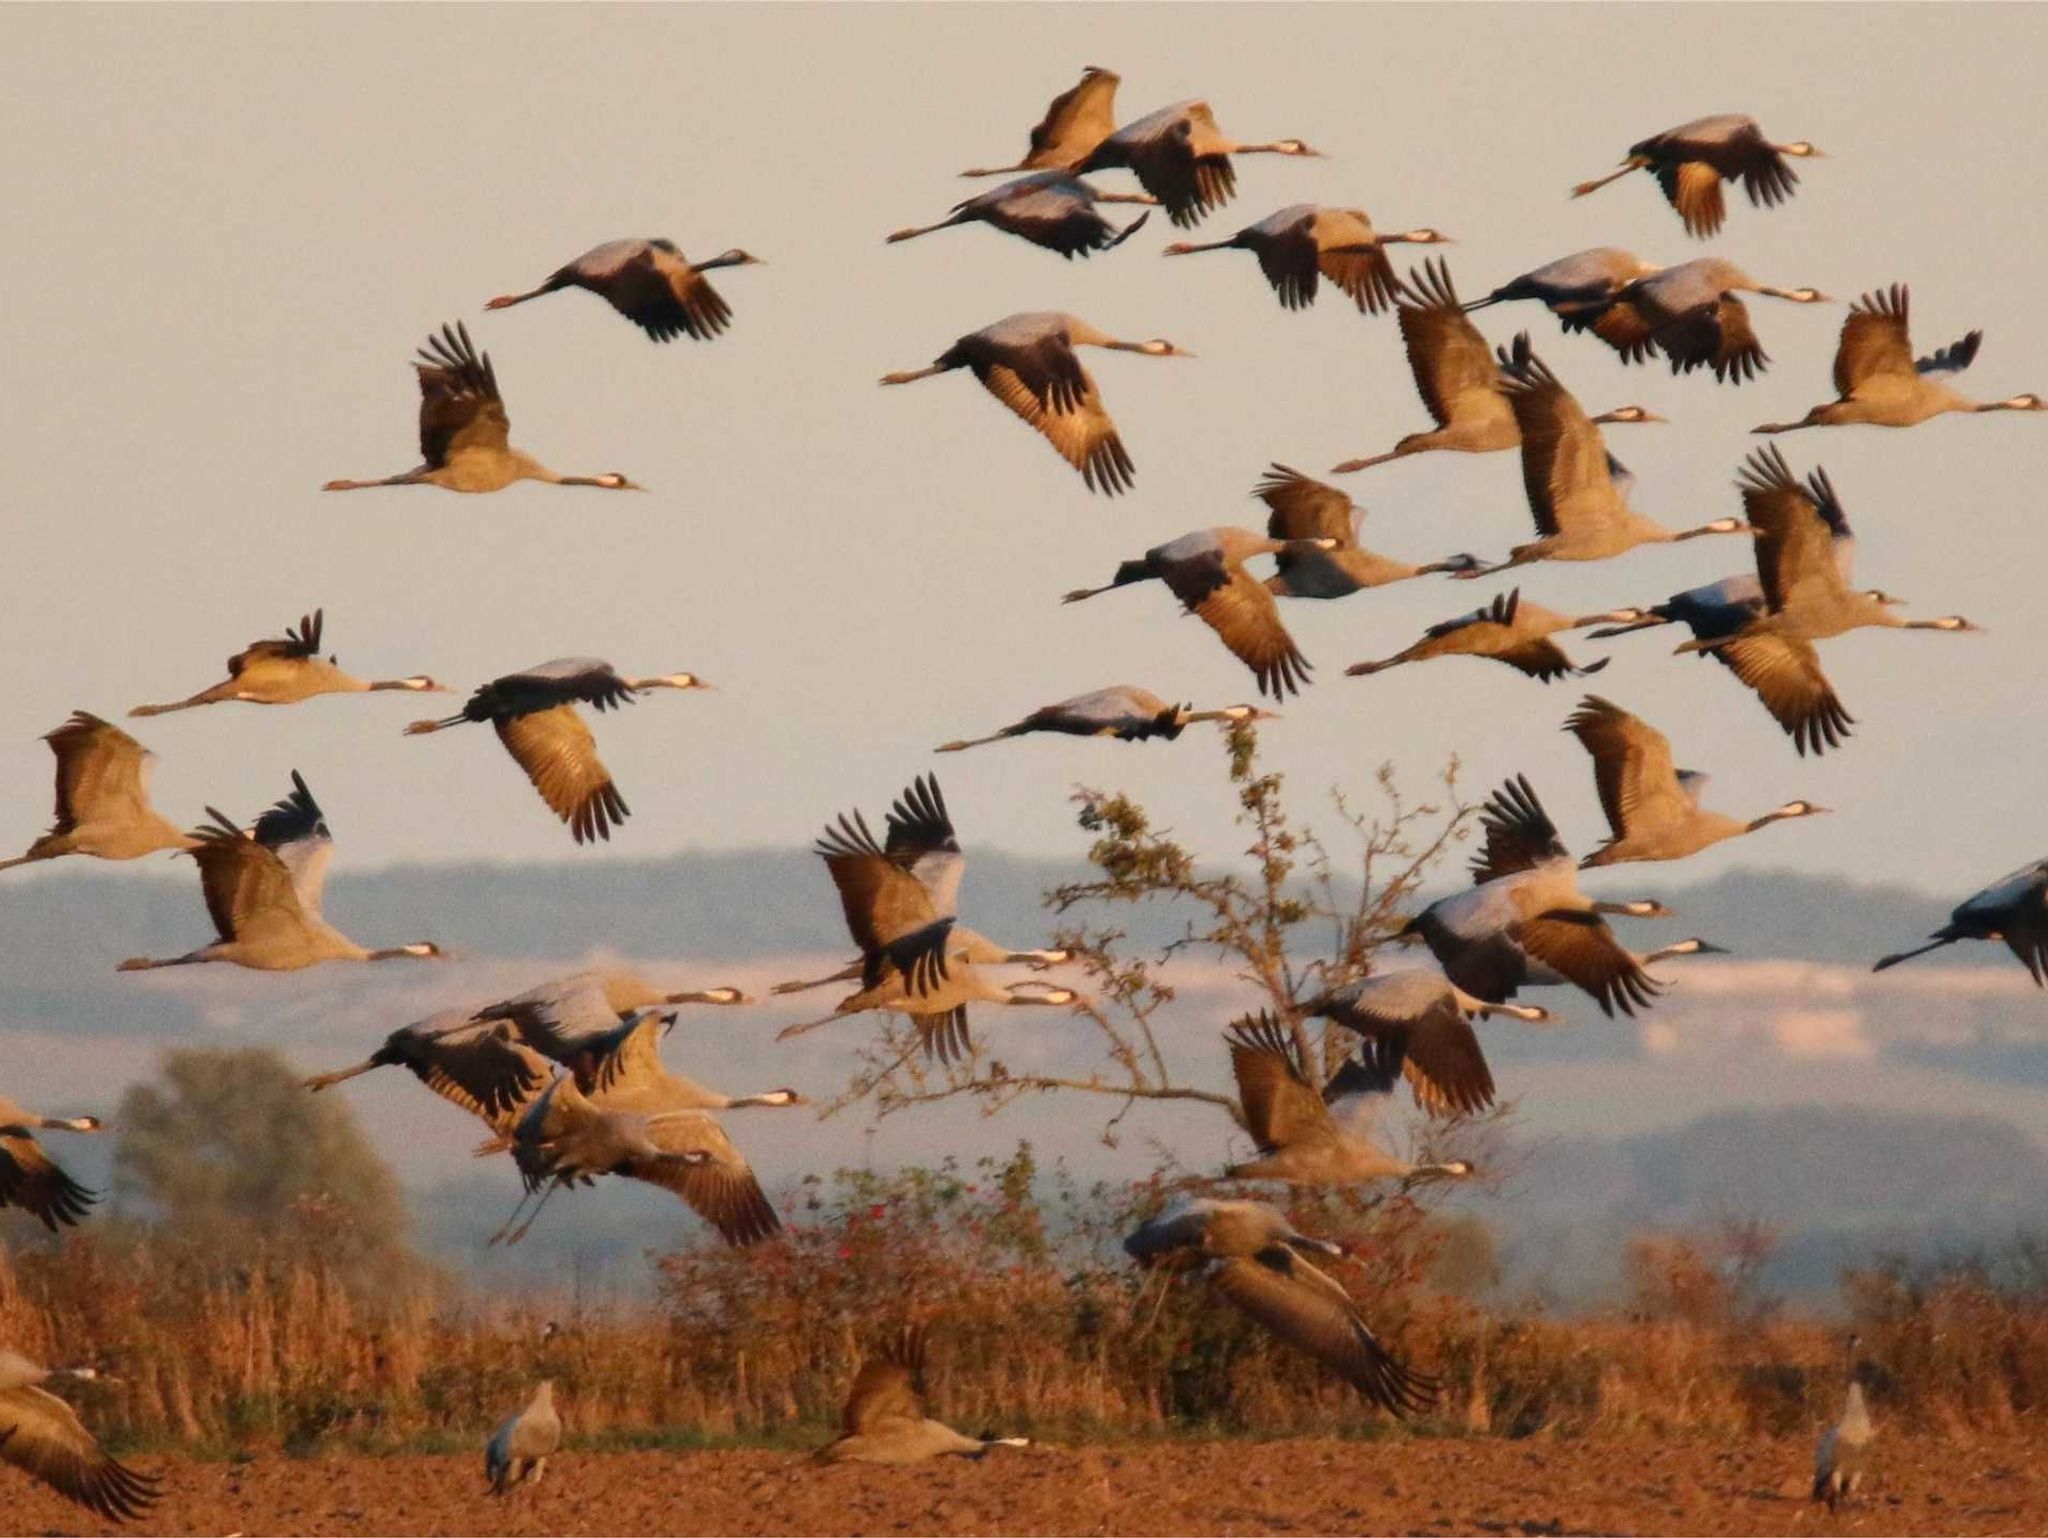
[3, 1153, 2042, 1456]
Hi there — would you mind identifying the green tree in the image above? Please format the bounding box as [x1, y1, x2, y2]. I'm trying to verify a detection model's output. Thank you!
[114, 1045, 418, 1292]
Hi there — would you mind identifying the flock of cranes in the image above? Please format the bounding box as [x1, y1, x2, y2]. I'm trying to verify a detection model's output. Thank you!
[4, 56, 2038, 1520]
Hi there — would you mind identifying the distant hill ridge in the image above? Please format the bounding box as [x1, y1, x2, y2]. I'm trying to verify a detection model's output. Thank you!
[0, 856, 1967, 978]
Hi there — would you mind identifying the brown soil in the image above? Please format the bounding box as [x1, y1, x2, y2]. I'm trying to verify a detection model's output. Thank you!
[6, 1432, 2043, 1537]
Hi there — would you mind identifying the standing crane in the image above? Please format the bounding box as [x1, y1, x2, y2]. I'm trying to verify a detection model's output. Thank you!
[1304, 972, 1551, 1119]
[1564, 259, 1830, 384]
[1332, 263, 1661, 473]
[1755, 284, 2045, 432]
[1123, 1198, 1435, 1415]
[404, 659, 710, 845]
[1063, 527, 1334, 697]
[1222, 1014, 1476, 1185]
[1161, 205, 1449, 314]
[1078, 101, 1321, 227]
[0, 1097, 102, 1231]
[1563, 695, 1827, 865]
[130, 609, 442, 715]
[937, 686, 1272, 752]
[1254, 465, 1480, 596]
[484, 238, 762, 342]
[118, 772, 443, 973]
[485, 1380, 561, 1495]
[323, 322, 642, 493]
[1, 713, 196, 873]
[1874, 859, 2048, 984]
[887, 173, 1154, 258]
[0, 1351, 160, 1523]
[1462, 247, 1662, 319]
[879, 311, 1191, 495]
[1345, 589, 1630, 682]
[1813, 1342, 1875, 1512]
[1570, 115, 1823, 238]
[817, 1326, 1030, 1464]
[960, 65, 1122, 178]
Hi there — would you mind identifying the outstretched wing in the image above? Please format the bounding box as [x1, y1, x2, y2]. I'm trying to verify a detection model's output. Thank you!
[1211, 1249, 1436, 1415]
[1226, 1013, 1333, 1154]
[843, 1325, 927, 1434]
[0, 1382, 160, 1522]
[229, 609, 324, 675]
[1468, 774, 1568, 884]
[1396, 259, 1498, 427]
[1255, 464, 1357, 547]
[1160, 557, 1313, 700]
[635, 1113, 782, 1247]
[973, 356, 1134, 495]
[415, 321, 510, 466]
[0, 1136, 98, 1231]
[44, 713, 151, 835]
[495, 706, 628, 845]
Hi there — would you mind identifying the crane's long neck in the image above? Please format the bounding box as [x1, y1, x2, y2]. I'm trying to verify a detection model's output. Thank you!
[404, 713, 468, 735]
[1161, 238, 1239, 256]
[367, 679, 417, 693]
[1642, 938, 1717, 964]
[1330, 446, 1406, 474]
[1975, 395, 2043, 413]
[483, 277, 568, 311]
[129, 694, 211, 717]
[770, 960, 864, 995]
[1674, 518, 1750, 542]
[958, 159, 1027, 178]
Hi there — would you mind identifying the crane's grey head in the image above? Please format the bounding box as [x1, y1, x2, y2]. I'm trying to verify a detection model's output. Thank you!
[1592, 405, 1666, 425]
[652, 672, 713, 691]
[400, 942, 446, 959]
[397, 676, 445, 692]
[539, 1320, 562, 1343]
[1270, 139, 1322, 157]
[592, 472, 644, 490]
[698, 986, 749, 1004]
[54, 1114, 106, 1133]
[1436, 1159, 1477, 1178]
[1999, 393, 2046, 411]
[1780, 141, 1824, 158]
[758, 1089, 808, 1106]
[1773, 800, 1830, 819]
[1924, 615, 1982, 632]
[1761, 286, 1830, 304]
[1388, 228, 1453, 246]
[1134, 338, 1194, 358]
[1217, 705, 1278, 723]
[704, 248, 765, 269]
[1494, 1002, 1552, 1023]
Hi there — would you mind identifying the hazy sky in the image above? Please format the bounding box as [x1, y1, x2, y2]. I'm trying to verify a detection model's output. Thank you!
[5, 4, 2045, 896]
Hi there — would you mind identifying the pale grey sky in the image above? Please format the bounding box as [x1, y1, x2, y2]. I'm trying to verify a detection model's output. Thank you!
[4, 4, 2045, 893]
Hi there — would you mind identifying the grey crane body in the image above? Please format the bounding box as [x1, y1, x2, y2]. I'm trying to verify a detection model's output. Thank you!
[1590, 559, 1859, 759]
[1756, 284, 2044, 433]
[1683, 448, 1978, 652]
[1346, 587, 1632, 682]
[880, 311, 1190, 495]
[485, 237, 760, 343]
[1064, 526, 1328, 698]
[324, 322, 641, 493]
[1875, 859, 2048, 983]
[937, 685, 1272, 752]
[0, 1351, 160, 1522]
[486, 1380, 561, 1495]
[405, 659, 709, 845]
[130, 609, 442, 716]
[1222, 1014, 1475, 1185]
[1813, 1380, 1873, 1511]
[1077, 100, 1321, 228]
[1334, 264, 1661, 474]
[117, 772, 442, 973]
[1163, 203, 1448, 313]
[1481, 338, 1734, 574]
[497, 1076, 781, 1248]
[887, 172, 1152, 257]
[1568, 259, 1829, 384]
[1123, 1197, 1435, 1414]
[818, 1326, 1028, 1465]
[1254, 464, 1479, 596]
[1572, 114, 1821, 238]
[1304, 972, 1549, 1118]
[1406, 777, 1722, 1018]
[1465, 247, 1661, 316]
[1565, 695, 1826, 866]
[0, 1097, 103, 1232]
[2, 713, 197, 873]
